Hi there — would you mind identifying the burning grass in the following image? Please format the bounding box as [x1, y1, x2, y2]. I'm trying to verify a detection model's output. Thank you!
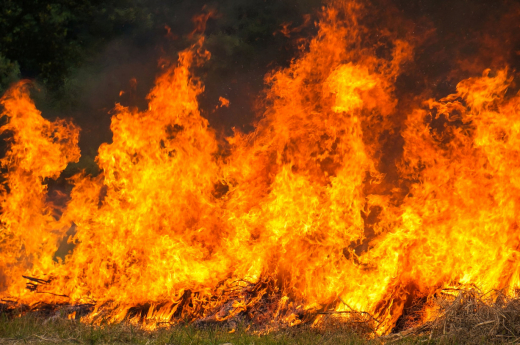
[4, 289, 520, 344]
[385, 289, 520, 344]
[2, 0, 520, 338]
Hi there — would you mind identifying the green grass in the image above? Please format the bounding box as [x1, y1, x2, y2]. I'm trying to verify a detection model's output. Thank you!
[0, 313, 432, 345]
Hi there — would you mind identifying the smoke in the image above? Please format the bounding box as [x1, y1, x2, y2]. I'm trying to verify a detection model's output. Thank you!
[392, 0, 520, 97]
[27, 0, 323, 261]
[14, 0, 518, 174]
[14, 0, 320, 178]
[11, 0, 516, 232]
[2, 0, 520, 331]
[2, 0, 517, 207]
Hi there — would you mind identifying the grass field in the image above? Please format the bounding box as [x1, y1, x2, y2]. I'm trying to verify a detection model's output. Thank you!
[0, 313, 432, 345]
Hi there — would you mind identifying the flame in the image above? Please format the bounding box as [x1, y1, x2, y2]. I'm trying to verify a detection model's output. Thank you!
[0, 81, 80, 297]
[277, 14, 312, 38]
[1, 0, 520, 335]
[217, 97, 230, 109]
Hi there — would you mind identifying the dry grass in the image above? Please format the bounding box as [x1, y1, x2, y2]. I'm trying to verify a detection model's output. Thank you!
[6, 289, 520, 344]
[385, 289, 520, 344]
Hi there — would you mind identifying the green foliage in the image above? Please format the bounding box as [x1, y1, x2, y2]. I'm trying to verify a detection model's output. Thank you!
[0, 54, 20, 94]
[0, 0, 320, 95]
[0, 0, 153, 92]
[206, 0, 319, 68]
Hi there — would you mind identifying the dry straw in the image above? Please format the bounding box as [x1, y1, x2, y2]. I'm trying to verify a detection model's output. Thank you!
[384, 288, 520, 344]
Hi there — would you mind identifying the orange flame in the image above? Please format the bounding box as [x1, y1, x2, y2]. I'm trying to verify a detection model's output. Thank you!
[1, 0, 519, 335]
[217, 97, 230, 109]
[0, 81, 80, 297]
[277, 14, 312, 38]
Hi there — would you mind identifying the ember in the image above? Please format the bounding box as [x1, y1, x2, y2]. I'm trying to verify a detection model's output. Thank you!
[1, 0, 520, 338]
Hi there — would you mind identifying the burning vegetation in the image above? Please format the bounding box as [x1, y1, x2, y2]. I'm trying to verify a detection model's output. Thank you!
[1, 0, 520, 341]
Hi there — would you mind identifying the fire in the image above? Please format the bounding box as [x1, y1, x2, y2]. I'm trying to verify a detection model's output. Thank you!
[1, 0, 519, 336]
[217, 97, 230, 108]
[0, 81, 80, 298]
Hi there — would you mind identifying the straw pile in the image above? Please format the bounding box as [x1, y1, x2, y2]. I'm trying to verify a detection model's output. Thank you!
[384, 289, 520, 344]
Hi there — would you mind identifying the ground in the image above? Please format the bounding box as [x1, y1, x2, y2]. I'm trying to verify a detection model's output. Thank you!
[0, 313, 432, 345]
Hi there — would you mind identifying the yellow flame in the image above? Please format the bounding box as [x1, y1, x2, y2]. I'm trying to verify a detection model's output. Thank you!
[0, 0, 519, 335]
